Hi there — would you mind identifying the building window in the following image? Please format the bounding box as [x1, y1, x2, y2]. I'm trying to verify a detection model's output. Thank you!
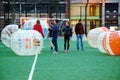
[89, 4, 96, 16]
[105, 3, 118, 27]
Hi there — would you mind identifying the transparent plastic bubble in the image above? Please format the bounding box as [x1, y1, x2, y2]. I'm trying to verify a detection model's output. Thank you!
[87, 27, 109, 48]
[105, 31, 120, 56]
[11, 30, 43, 56]
[22, 19, 49, 38]
[97, 32, 107, 53]
[1, 24, 18, 47]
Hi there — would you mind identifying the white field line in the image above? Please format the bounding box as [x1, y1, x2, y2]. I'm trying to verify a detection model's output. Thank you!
[28, 53, 38, 80]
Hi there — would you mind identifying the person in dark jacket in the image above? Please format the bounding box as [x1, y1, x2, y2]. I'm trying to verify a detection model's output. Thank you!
[47, 22, 54, 51]
[63, 21, 72, 52]
[75, 19, 85, 51]
[52, 20, 59, 53]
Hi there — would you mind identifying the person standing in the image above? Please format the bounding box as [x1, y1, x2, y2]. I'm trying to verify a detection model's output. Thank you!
[63, 21, 72, 52]
[47, 22, 54, 51]
[75, 19, 85, 51]
[52, 20, 59, 53]
[33, 20, 44, 38]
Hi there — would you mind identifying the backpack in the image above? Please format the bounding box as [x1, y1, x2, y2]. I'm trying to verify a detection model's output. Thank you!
[64, 27, 71, 35]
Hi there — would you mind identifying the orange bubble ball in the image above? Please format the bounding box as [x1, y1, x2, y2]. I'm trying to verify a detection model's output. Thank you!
[100, 31, 120, 56]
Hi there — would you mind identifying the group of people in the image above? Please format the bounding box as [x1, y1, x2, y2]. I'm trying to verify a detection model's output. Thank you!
[34, 19, 85, 53]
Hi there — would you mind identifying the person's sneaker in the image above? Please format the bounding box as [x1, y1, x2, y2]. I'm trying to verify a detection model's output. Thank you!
[81, 48, 84, 51]
[67, 50, 69, 52]
[77, 48, 79, 51]
[53, 51, 58, 54]
[64, 50, 67, 53]
[51, 47, 53, 51]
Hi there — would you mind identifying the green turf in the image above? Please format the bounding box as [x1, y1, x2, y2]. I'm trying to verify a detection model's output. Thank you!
[0, 38, 120, 80]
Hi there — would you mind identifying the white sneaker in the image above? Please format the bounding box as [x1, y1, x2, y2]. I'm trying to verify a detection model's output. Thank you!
[64, 50, 67, 53]
[53, 51, 58, 54]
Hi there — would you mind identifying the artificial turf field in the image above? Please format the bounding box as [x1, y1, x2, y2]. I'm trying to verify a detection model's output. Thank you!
[0, 38, 120, 80]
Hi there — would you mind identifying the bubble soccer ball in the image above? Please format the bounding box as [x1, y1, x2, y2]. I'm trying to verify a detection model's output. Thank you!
[22, 19, 49, 38]
[87, 27, 109, 48]
[11, 30, 43, 56]
[1, 24, 18, 47]
[97, 32, 108, 53]
[104, 31, 120, 56]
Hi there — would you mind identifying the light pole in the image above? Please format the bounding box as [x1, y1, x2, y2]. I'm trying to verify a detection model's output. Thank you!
[85, 0, 89, 36]
[19, 0, 22, 25]
[80, 6, 82, 19]
[66, 0, 70, 19]
[101, 0, 105, 27]
[25, 0, 27, 17]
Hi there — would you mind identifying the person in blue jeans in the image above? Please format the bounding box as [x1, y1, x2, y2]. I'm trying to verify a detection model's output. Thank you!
[52, 20, 59, 53]
[75, 19, 85, 51]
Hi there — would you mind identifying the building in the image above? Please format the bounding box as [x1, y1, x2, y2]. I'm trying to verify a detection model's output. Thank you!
[0, 1, 5, 31]
[70, 0, 120, 31]
[0, 0, 67, 29]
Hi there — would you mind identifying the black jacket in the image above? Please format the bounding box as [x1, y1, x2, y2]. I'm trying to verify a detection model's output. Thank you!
[63, 26, 72, 37]
[75, 23, 84, 34]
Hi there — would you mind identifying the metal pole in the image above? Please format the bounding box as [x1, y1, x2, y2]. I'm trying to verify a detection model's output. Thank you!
[55, 2, 57, 18]
[19, 0, 21, 24]
[102, 2, 105, 26]
[66, 0, 70, 19]
[25, 0, 27, 17]
[80, 6, 82, 19]
[3, 3, 6, 27]
[85, 0, 89, 36]
[40, 4, 41, 17]
[8, 0, 10, 24]
[35, 4, 37, 17]
[60, 11, 61, 18]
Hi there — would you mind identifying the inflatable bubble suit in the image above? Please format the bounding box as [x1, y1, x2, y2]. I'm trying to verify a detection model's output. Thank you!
[11, 30, 43, 56]
[104, 31, 120, 56]
[22, 19, 49, 38]
[87, 27, 109, 48]
[97, 32, 107, 53]
[1, 24, 18, 47]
